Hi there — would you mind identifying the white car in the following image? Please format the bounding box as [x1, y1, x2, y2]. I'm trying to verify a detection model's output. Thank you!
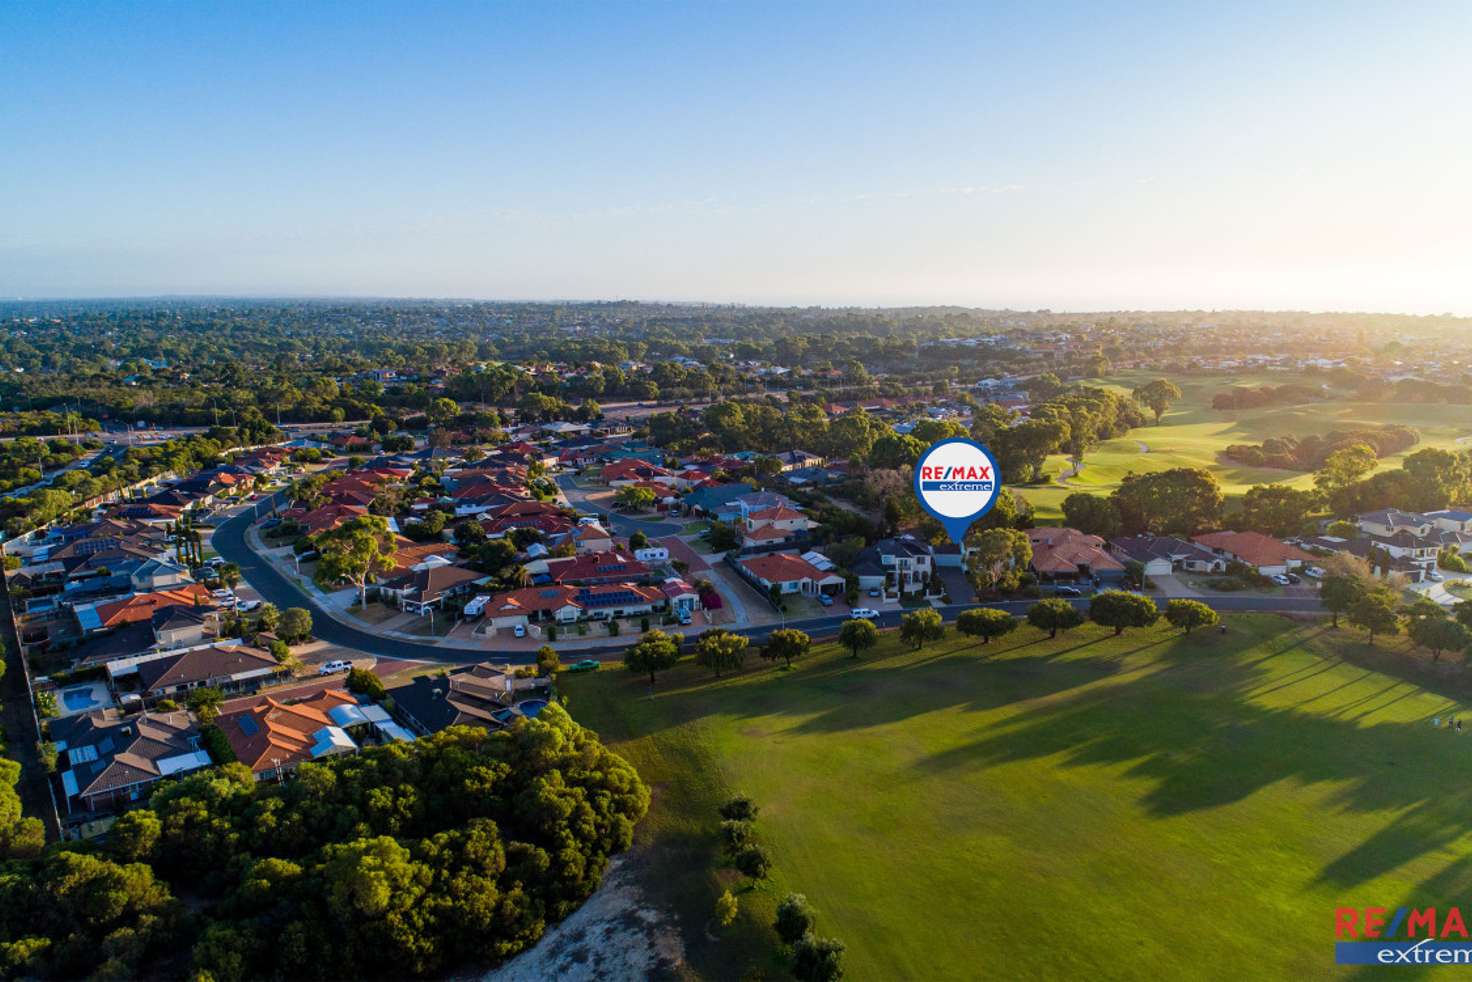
[1303, 567, 1324, 579]
[1271, 574, 1292, 586]
[849, 608, 880, 621]
[236, 599, 262, 612]
[1429, 571, 1445, 582]
[513, 624, 527, 638]
[318, 659, 353, 675]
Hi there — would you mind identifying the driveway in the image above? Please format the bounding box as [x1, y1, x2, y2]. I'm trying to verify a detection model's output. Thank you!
[555, 474, 682, 537]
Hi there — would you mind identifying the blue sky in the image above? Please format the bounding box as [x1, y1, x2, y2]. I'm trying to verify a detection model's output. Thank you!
[3, 1, 1469, 312]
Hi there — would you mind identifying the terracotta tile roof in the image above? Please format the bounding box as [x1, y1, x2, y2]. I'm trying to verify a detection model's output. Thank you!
[218, 688, 358, 773]
[135, 644, 280, 695]
[1191, 531, 1316, 567]
[94, 584, 215, 629]
[740, 552, 831, 584]
[1026, 527, 1125, 575]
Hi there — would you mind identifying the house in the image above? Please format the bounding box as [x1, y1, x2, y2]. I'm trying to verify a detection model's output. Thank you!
[391, 662, 553, 734]
[481, 582, 667, 630]
[113, 642, 284, 703]
[73, 584, 216, 636]
[854, 534, 935, 595]
[1109, 534, 1226, 576]
[570, 521, 615, 554]
[1303, 535, 1433, 582]
[51, 709, 210, 815]
[1356, 509, 1434, 539]
[378, 564, 487, 615]
[538, 550, 651, 586]
[771, 450, 824, 472]
[1027, 528, 1126, 583]
[1426, 509, 1472, 534]
[661, 576, 701, 615]
[150, 605, 214, 649]
[1191, 531, 1316, 576]
[217, 688, 363, 778]
[737, 552, 845, 596]
[385, 538, 459, 576]
[1361, 530, 1439, 580]
[602, 459, 674, 486]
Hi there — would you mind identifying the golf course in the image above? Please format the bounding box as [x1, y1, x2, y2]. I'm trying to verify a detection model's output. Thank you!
[565, 614, 1472, 979]
[1014, 371, 1472, 521]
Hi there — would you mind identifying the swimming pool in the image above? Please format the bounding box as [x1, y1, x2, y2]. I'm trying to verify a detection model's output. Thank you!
[62, 686, 101, 711]
[517, 699, 549, 718]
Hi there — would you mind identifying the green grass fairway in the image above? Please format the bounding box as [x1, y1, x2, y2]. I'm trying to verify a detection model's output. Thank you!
[566, 615, 1472, 980]
[1015, 371, 1472, 520]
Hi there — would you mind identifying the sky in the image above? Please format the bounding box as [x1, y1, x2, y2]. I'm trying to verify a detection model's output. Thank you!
[2, 1, 1469, 313]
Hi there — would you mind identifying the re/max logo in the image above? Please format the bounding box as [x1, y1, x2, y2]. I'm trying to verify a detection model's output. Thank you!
[1336, 907, 1472, 939]
[918, 464, 992, 481]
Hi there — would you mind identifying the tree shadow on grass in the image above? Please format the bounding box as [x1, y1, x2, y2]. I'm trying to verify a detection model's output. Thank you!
[910, 639, 1472, 888]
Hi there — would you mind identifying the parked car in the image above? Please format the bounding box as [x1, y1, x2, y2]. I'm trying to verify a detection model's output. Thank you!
[1303, 566, 1324, 579]
[1053, 586, 1082, 597]
[318, 659, 353, 675]
[849, 608, 880, 620]
[1429, 571, 1445, 582]
[237, 599, 262, 612]
[818, 593, 834, 607]
[867, 588, 882, 598]
[210, 588, 234, 600]
[1271, 574, 1292, 585]
[513, 624, 527, 638]
[678, 612, 693, 625]
[567, 659, 601, 673]
[1285, 572, 1301, 584]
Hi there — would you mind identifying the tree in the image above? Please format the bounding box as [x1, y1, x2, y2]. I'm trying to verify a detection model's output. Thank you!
[108, 809, 161, 863]
[346, 667, 387, 700]
[1132, 379, 1183, 424]
[615, 485, 656, 512]
[715, 889, 739, 928]
[775, 893, 818, 945]
[839, 618, 878, 659]
[720, 819, 757, 855]
[217, 562, 242, 590]
[867, 432, 925, 470]
[1238, 484, 1319, 538]
[719, 795, 759, 822]
[695, 629, 749, 677]
[956, 608, 1018, 646]
[1027, 598, 1085, 638]
[187, 686, 225, 724]
[1408, 615, 1469, 662]
[629, 529, 649, 551]
[625, 630, 680, 685]
[1315, 443, 1377, 494]
[1089, 591, 1159, 635]
[1164, 599, 1219, 634]
[792, 935, 846, 982]
[1347, 586, 1401, 645]
[1111, 468, 1223, 535]
[1061, 493, 1120, 538]
[1320, 566, 1372, 628]
[535, 645, 561, 677]
[763, 628, 811, 668]
[899, 608, 945, 649]
[965, 527, 1032, 592]
[254, 602, 280, 635]
[733, 845, 772, 882]
[279, 607, 312, 643]
[315, 515, 399, 605]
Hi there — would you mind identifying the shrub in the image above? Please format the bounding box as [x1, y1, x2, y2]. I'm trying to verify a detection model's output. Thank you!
[774, 893, 817, 945]
[346, 667, 387, 701]
[719, 795, 759, 822]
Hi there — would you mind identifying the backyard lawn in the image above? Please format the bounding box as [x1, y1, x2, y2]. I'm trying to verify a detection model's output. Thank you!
[1015, 370, 1472, 520]
[564, 614, 1472, 980]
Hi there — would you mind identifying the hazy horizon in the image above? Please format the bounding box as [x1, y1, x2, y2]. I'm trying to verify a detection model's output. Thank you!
[4, 1, 1469, 314]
